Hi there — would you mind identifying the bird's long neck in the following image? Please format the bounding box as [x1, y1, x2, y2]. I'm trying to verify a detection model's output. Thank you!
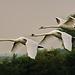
[0, 39, 15, 42]
[33, 33, 50, 37]
[43, 25, 60, 28]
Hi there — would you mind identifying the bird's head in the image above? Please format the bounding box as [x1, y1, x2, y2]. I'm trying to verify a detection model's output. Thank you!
[30, 34, 36, 37]
[30, 34, 42, 37]
[39, 26, 45, 29]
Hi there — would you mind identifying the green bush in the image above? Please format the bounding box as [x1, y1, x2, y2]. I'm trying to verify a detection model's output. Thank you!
[0, 49, 75, 75]
[65, 49, 75, 75]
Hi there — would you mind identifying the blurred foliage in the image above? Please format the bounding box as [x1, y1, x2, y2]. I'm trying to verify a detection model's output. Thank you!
[0, 49, 75, 75]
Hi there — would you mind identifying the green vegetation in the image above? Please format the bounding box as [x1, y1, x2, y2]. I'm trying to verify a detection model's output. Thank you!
[0, 49, 75, 75]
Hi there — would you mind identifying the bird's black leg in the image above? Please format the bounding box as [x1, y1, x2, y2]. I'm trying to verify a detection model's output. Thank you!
[38, 46, 44, 48]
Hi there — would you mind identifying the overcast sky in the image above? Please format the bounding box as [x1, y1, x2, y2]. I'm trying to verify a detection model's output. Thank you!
[0, 0, 75, 54]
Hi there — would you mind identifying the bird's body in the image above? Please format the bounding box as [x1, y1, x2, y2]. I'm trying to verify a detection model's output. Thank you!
[40, 16, 75, 30]
[0, 37, 43, 59]
[31, 30, 72, 51]
[58, 23, 75, 30]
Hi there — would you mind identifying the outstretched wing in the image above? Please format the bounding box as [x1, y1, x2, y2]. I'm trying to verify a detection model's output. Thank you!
[61, 32, 72, 51]
[11, 42, 22, 53]
[56, 17, 66, 24]
[64, 17, 75, 25]
[26, 39, 38, 59]
[40, 35, 52, 44]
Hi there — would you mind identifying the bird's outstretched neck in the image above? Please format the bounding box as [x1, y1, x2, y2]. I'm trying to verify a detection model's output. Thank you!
[39, 25, 60, 29]
[0, 39, 15, 42]
[31, 33, 50, 37]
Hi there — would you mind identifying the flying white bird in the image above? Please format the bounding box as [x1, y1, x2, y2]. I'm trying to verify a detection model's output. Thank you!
[0, 37, 43, 59]
[40, 16, 75, 30]
[31, 30, 72, 51]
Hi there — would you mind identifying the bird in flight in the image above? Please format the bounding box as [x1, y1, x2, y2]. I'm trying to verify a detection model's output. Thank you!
[31, 30, 72, 51]
[0, 37, 43, 59]
[39, 16, 75, 30]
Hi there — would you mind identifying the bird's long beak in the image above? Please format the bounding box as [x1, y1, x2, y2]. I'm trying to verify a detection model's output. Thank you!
[39, 25, 60, 29]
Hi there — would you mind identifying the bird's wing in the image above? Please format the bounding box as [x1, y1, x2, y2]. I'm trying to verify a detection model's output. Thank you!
[40, 35, 52, 45]
[11, 42, 22, 53]
[26, 39, 38, 59]
[64, 17, 75, 25]
[61, 32, 72, 51]
[56, 17, 66, 24]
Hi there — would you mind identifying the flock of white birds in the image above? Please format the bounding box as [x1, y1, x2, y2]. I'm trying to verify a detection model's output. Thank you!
[0, 16, 75, 59]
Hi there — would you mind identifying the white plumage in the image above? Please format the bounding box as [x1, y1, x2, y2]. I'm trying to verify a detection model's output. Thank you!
[31, 30, 72, 51]
[40, 16, 75, 30]
[0, 37, 43, 59]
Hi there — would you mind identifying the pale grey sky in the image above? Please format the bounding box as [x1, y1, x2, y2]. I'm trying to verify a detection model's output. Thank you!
[0, 0, 75, 54]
